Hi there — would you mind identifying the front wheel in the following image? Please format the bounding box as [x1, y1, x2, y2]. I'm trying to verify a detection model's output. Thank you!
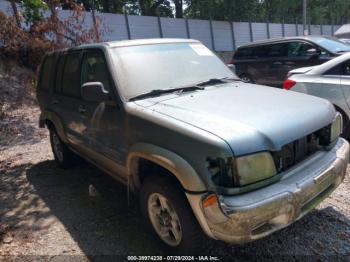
[239, 73, 254, 83]
[140, 175, 208, 254]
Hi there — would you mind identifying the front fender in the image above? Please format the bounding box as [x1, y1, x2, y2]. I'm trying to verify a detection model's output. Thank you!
[127, 143, 207, 192]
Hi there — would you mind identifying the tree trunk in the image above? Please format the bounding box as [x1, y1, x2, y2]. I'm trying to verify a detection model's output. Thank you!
[174, 0, 183, 18]
[48, 0, 63, 45]
[10, 0, 21, 28]
[139, 0, 147, 15]
[91, 8, 101, 42]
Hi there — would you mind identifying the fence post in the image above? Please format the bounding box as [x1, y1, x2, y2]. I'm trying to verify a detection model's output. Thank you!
[331, 20, 334, 35]
[124, 13, 131, 40]
[157, 16, 163, 38]
[209, 18, 215, 51]
[308, 16, 311, 35]
[266, 20, 270, 39]
[185, 18, 190, 38]
[230, 21, 236, 51]
[295, 17, 299, 36]
[320, 22, 323, 35]
[282, 18, 285, 37]
[249, 20, 253, 42]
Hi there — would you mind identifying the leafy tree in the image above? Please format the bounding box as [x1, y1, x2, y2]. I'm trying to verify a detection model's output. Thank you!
[184, 0, 259, 21]
[22, 0, 48, 26]
[138, 0, 173, 16]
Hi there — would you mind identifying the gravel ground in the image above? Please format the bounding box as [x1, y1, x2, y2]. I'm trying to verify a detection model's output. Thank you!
[0, 63, 350, 261]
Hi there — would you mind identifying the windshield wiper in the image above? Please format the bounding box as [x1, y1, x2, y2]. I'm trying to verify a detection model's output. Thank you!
[129, 85, 204, 101]
[195, 77, 240, 86]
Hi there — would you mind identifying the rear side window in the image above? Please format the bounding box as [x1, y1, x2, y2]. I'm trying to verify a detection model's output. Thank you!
[61, 52, 81, 97]
[39, 55, 55, 90]
[253, 45, 269, 58]
[266, 43, 288, 57]
[55, 54, 65, 93]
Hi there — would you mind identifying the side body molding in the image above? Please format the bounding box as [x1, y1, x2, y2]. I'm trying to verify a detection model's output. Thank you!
[127, 143, 207, 192]
[39, 110, 68, 144]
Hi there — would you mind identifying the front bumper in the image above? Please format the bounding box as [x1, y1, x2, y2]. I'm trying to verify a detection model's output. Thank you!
[186, 138, 349, 244]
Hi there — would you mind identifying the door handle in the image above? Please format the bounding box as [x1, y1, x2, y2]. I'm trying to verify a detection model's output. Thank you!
[78, 105, 86, 114]
[273, 61, 283, 65]
[52, 99, 59, 105]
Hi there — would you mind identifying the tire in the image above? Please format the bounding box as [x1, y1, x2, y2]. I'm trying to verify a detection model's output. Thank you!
[140, 175, 209, 255]
[239, 73, 254, 83]
[334, 106, 350, 141]
[341, 118, 350, 141]
[49, 127, 77, 169]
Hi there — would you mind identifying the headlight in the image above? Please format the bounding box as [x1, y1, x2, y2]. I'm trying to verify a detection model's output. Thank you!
[331, 113, 342, 142]
[235, 152, 277, 186]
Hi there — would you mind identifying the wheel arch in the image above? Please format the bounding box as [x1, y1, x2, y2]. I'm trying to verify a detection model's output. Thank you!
[127, 143, 207, 193]
[39, 110, 68, 144]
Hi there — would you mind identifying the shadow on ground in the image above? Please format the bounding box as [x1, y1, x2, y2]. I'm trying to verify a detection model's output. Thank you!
[1, 159, 350, 260]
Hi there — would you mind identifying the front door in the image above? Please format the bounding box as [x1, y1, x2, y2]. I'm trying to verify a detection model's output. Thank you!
[79, 49, 127, 178]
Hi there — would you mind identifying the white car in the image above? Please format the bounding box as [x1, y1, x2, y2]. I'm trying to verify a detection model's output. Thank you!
[284, 52, 350, 139]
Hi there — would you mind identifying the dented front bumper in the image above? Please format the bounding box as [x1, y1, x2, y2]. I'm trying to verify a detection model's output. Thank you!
[186, 138, 349, 244]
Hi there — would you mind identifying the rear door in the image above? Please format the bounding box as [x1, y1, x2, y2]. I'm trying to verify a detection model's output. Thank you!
[264, 42, 288, 87]
[52, 51, 87, 150]
[79, 49, 127, 178]
[234, 46, 270, 85]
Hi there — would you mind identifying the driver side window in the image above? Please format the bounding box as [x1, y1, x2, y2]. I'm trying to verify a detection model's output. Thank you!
[81, 50, 111, 91]
[287, 41, 315, 57]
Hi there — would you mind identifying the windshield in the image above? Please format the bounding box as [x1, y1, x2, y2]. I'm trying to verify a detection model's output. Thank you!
[110, 42, 237, 100]
[312, 37, 350, 53]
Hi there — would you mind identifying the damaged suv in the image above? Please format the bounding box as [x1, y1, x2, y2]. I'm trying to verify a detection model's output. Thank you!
[37, 39, 349, 254]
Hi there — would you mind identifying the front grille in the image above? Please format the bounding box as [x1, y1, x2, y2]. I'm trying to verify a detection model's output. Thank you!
[272, 125, 332, 172]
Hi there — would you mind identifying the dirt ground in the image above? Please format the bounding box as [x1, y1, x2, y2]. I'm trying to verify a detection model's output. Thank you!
[0, 62, 350, 261]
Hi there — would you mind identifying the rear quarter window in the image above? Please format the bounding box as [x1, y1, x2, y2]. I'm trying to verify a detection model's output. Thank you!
[39, 55, 55, 90]
[234, 47, 254, 59]
[54, 54, 66, 93]
[324, 64, 342, 75]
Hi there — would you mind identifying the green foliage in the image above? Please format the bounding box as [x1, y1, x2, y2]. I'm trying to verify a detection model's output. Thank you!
[21, 0, 48, 26]
[19, 0, 350, 24]
[184, 0, 350, 24]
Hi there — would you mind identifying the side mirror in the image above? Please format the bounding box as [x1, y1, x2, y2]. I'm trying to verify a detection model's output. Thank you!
[306, 48, 321, 59]
[82, 82, 109, 102]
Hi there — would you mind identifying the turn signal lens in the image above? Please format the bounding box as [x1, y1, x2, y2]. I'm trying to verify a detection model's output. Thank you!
[202, 194, 219, 208]
[283, 79, 296, 90]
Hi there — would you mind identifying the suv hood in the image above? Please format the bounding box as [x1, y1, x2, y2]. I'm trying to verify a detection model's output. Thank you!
[135, 83, 335, 156]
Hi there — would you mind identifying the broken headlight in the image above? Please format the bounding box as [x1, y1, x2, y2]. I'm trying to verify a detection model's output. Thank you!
[235, 152, 277, 186]
[331, 113, 342, 142]
[320, 112, 343, 145]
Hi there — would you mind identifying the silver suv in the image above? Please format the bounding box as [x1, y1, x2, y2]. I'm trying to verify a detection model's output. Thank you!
[37, 39, 349, 254]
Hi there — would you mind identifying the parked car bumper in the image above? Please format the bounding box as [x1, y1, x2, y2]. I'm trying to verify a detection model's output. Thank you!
[186, 137, 349, 244]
